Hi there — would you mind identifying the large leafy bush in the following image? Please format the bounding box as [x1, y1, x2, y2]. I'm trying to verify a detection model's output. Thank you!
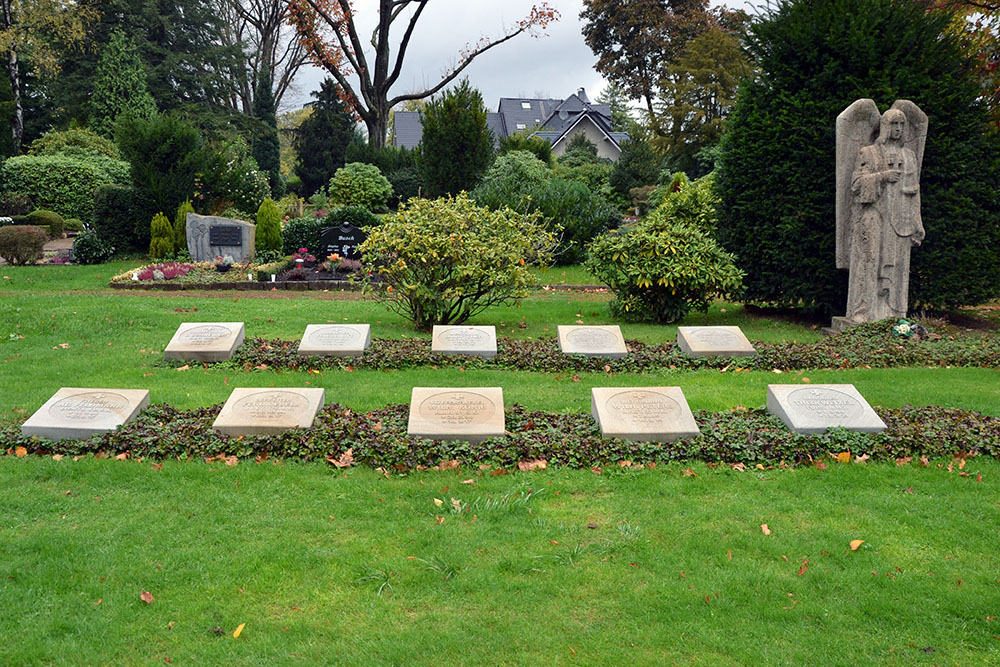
[281, 217, 326, 256]
[483, 150, 550, 187]
[115, 113, 201, 219]
[72, 231, 116, 265]
[360, 194, 557, 330]
[325, 205, 379, 229]
[0, 154, 129, 221]
[28, 128, 121, 159]
[0, 225, 47, 265]
[328, 162, 392, 211]
[716, 0, 1000, 314]
[92, 184, 152, 253]
[648, 172, 720, 234]
[586, 212, 744, 324]
[192, 139, 270, 215]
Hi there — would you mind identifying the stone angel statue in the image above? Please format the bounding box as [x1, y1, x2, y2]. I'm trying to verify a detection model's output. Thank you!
[833, 99, 927, 330]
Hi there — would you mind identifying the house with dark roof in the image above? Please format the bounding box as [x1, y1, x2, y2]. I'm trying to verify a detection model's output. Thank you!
[392, 88, 629, 161]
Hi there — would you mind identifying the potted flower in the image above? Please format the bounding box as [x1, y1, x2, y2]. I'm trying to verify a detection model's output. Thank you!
[214, 255, 234, 273]
[292, 247, 316, 267]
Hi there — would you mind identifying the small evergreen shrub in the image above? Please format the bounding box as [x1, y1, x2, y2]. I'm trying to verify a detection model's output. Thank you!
[386, 167, 421, 208]
[174, 199, 194, 251]
[499, 132, 553, 165]
[586, 214, 744, 324]
[324, 205, 379, 229]
[360, 193, 557, 330]
[0, 225, 48, 265]
[609, 136, 660, 199]
[148, 212, 174, 259]
[72, 231, 116, 264]
[281, 217, 326, 256]
[63, 218, 85, 233]
[256, 197, 282, 254]
[328, 162, 392, 211]
[26, 210, 65, 239]
[647, 172, 720, 234]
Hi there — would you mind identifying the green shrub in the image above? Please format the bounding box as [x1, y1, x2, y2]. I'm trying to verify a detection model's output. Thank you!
[281, 216, 326, 256]
[217, 207, 254, 222]
[418, 79, 495, 196]
[647, 172, 720, 234]
[63, 218, 85, 233]
[92, 184, 151, 253]
[174, 199, 194, 251]
[499, 131, 553, 165]
[360, 193, 557, 330]
[483, 150, 550, 187]
[26, 209, 64, 239]
[72, 230, 116, 265]
[386, 167, 421, 208]
[0, 154, 130, 221]
[328, 162, 393, 211]
[148, 212, 174, 259]
[586, 214, 744, 324]
[472, 177, 620, 265]
[192, 139, 270, 215]
[345, 139, 418, 175]
[10, 215, 28, 225]
[716, 0, 1000, 313]
[256, 197, 282, 254]
[324, 205, 379, 229]
[28, 128, 121, 159]
[609, 136, 660, 200]
[0, 192, 33, 215]
[0, 225, 47, 265]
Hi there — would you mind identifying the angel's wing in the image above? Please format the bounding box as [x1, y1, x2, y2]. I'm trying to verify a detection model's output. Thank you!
[835, 99, 880, 269]
[890, 100, 928, 176]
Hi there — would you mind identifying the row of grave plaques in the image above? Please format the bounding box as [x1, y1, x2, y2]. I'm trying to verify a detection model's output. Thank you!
[161, 322, 760, 362]
[21, 384, 887, 444]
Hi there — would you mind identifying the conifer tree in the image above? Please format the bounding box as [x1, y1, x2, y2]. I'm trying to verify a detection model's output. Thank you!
[252, 66, 283, 196]
[148, 212, 174, 259]
[90, 29, 157, 138]
[418, 79, 494, 197]
[174, 199, 195, 253]
[255, 197, 282, 254]
[293, 78, 355, 196]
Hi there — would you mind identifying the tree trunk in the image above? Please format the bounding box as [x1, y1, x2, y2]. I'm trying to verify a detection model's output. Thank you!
[366, 104, 390, 148]
[1, 0, 21, 152]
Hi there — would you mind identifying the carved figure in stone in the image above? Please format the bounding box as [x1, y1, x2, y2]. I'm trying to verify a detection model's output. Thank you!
[835, 99, 927, 327]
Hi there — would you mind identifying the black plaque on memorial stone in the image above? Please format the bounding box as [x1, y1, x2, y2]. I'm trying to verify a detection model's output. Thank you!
[318, 224, 367, 260]
[209, 225, 242, 247]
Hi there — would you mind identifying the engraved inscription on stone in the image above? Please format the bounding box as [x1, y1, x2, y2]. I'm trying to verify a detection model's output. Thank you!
[209, 225, 242, 247]
[787, 387, 863, 421]
[439, 329, 488, 347]
[177, 324, 232, 346]
[605, 390, 680, 426]
[689, 328, 741, 347]
[567, 327, 617, 350]
[49, 392, 129, 421]
[307, 326, 362, 347]
[232, 391, 310, 421]
[418, 392, 496, 426]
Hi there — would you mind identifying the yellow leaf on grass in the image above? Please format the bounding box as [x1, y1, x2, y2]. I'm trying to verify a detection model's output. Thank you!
[15, 446, 27, 457]
[233, 623, 245, 638]
[176, 365, 190, 372]
[836, 452, 851, 464]
[850, 539, 865, 551]
[761, 523, 772, 536]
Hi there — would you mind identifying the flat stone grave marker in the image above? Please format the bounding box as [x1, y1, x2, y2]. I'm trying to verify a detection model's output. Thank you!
[767, 384, 886, 434]
[21, 388, 150, 440]
[676, 326, 756, 357]
[591, 387, 700, 442]
[212, 387, 325, 437]
[557, 325, 628, 358]
[407, 387, 505, 442]
[164, 322, 245, 362]
[297, 324, 371, 357]
[431, 325, 497, 358]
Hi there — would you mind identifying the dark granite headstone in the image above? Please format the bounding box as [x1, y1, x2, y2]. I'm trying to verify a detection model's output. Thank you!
[318, 224, 367, 260]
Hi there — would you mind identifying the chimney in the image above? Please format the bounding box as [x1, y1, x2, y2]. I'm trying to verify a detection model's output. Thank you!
[577, 87, 590, 104]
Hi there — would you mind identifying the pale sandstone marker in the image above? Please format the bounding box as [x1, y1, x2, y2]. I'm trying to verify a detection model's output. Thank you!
[557, 325, 627, 358]
[164, 322, 245, 362]
[431, 325, 497, 358]
[676, 326, 756, 357]
[21, 388, 150, 440]
[297, 324, 371, 357]
[767, 384, 886, 434]
[212, 387, 325, 437]
[407, 387, 505, 442]
[591, 387, 700, 442]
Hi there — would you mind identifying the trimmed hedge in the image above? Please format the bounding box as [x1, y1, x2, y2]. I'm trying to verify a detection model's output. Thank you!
[281, 216, 326, 256]
[0, 154, 130, 222]
[26, 210, 65, 239]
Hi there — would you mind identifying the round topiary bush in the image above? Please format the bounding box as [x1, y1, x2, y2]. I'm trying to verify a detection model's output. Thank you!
[586, 212, 745, 324]
[0, 225, 48, 265]
[26, 209, 65, 239]
[328, 162, 393, 211]
[63, 218, 85, 233]
[72, 230, 116, 264]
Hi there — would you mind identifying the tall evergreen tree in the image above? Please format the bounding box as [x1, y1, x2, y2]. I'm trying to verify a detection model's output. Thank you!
[251, 63, 282, 196]
[418, 79, 494, 197]
[293, 77, 354, 196]
[90, 29, 157, 138]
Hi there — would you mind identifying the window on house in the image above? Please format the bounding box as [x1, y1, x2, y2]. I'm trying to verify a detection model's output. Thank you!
[516, 123, 527, 130]
[520, 101, 531, 109]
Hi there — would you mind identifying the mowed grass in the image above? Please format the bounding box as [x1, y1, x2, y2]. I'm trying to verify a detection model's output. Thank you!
[1, 457, 998, 665]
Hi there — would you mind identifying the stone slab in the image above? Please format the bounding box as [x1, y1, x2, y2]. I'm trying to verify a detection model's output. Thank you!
[767, 384, 886, 435]
[591, 387, 700, 442]
[186, 213, 256, 263]
[164, 322, 245, 362]
[557, 325, 628, 358]
[676, 326, 756, 357]
[407, 387, 505, 442]
[297, 324, 371, 357]
[212, 387, 325, 437]
[21, 388, 150, 440]
[431, 325, 497, 359]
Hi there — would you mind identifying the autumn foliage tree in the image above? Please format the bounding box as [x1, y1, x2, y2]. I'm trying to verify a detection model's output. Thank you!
[286, 0, 560, 147]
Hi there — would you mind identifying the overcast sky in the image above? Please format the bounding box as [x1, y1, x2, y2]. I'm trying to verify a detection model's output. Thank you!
[283, 1, 757, 113]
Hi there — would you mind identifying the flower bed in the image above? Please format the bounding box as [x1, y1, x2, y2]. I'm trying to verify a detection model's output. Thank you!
[110, 260, 288, 286]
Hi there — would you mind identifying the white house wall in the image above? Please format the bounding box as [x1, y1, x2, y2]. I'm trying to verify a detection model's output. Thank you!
[552, 116, 621, 161]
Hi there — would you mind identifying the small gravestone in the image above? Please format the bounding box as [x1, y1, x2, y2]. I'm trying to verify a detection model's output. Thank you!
[186, 213, 256, 263]
[676, 326, 756, 357]
[21, 388, 150, 440]
[557, 325, 628, 358]
[297, 324, 371, 357]
[767, 384, 886, 434]
[407, 387, 505, 442]
[164, 322, 245, 362]
[591, 387, 700, 442]
[212, 387, 325, 437]
[318, 224, 367, 260]
[431, 325, 497, 358]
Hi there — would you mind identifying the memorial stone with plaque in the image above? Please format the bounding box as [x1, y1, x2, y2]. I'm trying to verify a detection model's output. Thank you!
[297, 324, 371, 357]
[676, 326, 756, 357]
[164, 322, 245, 362]
[186, 213, 256, 263]
[767, 384, 886, 434]
[212, 387, 325, 436]
[557, 325, 628, 358]
[21, 388, 150, 440]
[591, 387, 700, 442]
[407, 387, 505, 442]
[431, 325, 497, 358]
[319, 224, 367, 260]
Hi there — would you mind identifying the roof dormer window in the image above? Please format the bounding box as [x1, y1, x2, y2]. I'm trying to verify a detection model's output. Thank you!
[520, 101, 531, 109]
[516, 123, 527, 130]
